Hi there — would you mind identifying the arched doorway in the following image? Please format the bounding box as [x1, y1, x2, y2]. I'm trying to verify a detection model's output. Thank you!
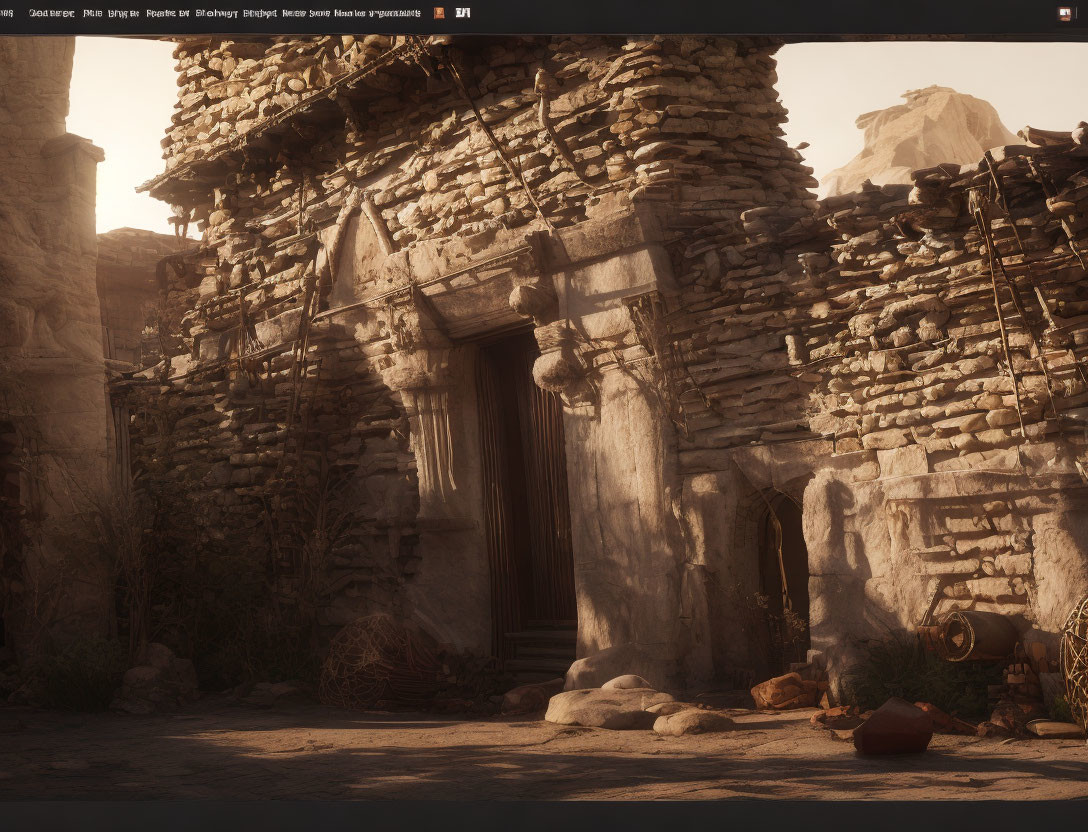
[756, 491, 810, 675]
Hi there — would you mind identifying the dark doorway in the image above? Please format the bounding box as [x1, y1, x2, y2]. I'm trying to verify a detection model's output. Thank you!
[757, 492, 811, 675]
[476, 330, 576, 681]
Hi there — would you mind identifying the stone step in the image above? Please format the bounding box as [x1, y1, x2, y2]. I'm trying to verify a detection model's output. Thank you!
[504, 657, 572, 675]
[504, 629, 577, 643]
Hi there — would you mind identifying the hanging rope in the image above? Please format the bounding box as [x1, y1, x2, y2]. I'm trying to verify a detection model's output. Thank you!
[433, 41, 555, 231]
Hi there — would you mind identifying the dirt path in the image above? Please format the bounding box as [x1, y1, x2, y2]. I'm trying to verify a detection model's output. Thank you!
[1, 700, 1086, 800]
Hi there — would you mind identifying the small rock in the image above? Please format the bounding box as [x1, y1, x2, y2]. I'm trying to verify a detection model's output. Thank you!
[602, 674, 651, 690]
[1026, 720, 1086, 739]
[645, 701, 690, 716]
[501, 677, 565, 715]
[750, 672, 819, 710]
[810, 705, 865, 730]
[545, 687, 674, 730]
[852, 697, 933, 755]
[653, 709, 734, 736]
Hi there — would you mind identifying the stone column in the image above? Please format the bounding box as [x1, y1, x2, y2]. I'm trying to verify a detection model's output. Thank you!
[0, 38, 111, 658]
[517, 196, 712, 690]
[371, 301, 492, 655]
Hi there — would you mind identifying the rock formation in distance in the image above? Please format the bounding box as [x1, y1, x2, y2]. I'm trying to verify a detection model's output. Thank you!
[821, 85, 1018, 197]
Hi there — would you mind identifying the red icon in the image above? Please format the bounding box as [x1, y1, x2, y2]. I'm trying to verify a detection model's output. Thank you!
[433, 6, 445, 19]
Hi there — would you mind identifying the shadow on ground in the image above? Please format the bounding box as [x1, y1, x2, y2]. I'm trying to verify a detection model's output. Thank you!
[1, 701, 1086, 800]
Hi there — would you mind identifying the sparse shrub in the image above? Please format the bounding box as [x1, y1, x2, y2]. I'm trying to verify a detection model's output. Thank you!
[26, 636, 126, 711]
[199, 607, 319, 690]
[1049, 694, 1074, 723]
[842, 632, 1002, 718]
[739, 590, 810, 676]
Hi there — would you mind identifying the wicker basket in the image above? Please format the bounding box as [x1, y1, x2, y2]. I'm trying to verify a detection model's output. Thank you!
[1060, 594, 1088, 730]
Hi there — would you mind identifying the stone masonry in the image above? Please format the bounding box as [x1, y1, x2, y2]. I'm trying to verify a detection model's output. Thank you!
[109, 34, 1088, 693]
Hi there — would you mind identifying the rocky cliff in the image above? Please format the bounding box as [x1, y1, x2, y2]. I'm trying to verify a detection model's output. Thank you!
[822, 85, 1017, 196]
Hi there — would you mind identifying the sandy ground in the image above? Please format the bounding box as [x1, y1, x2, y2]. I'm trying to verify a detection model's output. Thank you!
[1, 699, 1087, 800]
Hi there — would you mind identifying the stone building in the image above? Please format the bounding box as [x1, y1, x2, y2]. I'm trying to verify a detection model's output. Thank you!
[97, 228, 189, 369]
[110, 34, 1088, 693]
[0, 38, 112, 660]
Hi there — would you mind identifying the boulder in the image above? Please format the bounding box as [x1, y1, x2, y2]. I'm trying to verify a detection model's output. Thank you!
[1026, 720, 1086, 739]
[852, 697, 933, 755]
[602, 674, 651, 690]
[750, 672, 819, 710]
[501, 678, 565, 715]
[545, 687, 674, 729]
[563, 644, 664, 691]
[653, 709, 734, 736]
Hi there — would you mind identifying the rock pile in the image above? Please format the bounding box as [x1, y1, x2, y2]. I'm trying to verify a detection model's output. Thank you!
[110, 643, 200, 715]
[542, 673, 736, 735]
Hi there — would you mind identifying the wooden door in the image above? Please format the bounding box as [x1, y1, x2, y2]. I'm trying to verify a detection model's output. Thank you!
[476, 331, 576, 659]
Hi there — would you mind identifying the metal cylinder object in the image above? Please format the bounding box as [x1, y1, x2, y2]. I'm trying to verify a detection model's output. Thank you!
[938, 610, 1020, 662]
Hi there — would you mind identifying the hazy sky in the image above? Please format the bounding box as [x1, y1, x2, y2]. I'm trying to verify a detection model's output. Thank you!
[68, 36, 182, 236]
[67, 38, 1088, 234]
[777, 41, 1088, 197]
